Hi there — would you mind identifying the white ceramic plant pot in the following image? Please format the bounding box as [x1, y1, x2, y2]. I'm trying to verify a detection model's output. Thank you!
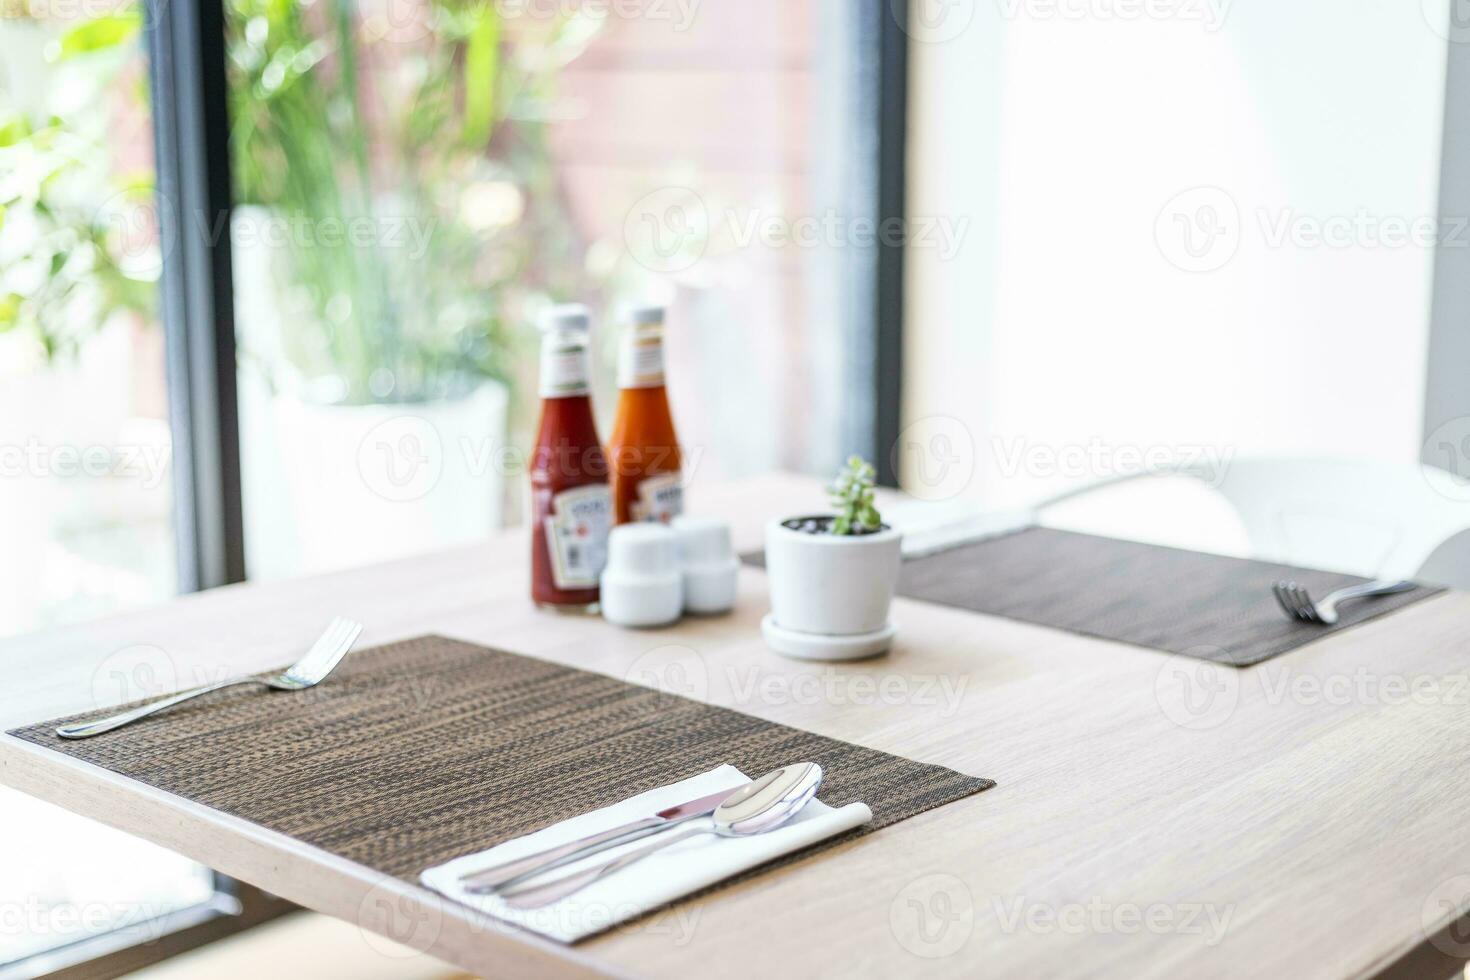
[763, 518, 902, 660]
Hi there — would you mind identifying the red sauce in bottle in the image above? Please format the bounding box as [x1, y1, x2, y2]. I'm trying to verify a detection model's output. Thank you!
[529, 306, 611, 612]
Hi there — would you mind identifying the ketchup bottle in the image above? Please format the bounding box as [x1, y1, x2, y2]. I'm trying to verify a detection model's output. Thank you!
[529, 305, 612, 612]
[606, 305, 683, 524]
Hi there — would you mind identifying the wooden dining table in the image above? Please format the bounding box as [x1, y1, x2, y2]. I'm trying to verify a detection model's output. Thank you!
[3, 473, 1469, 979]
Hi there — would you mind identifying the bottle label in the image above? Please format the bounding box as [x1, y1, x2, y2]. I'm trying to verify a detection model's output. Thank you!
[618, 335, 665, 389]
[631, 473, 683, 524]
[544, 484, 612, 588]
[540, 343, 591, 397]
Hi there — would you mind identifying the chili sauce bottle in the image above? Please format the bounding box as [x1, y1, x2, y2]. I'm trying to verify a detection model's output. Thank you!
[606, 305, 683, 524]
[529, 305, 612, 612]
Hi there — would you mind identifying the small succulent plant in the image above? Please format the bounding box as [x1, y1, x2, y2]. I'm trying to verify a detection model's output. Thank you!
[829, 456, 882, 535]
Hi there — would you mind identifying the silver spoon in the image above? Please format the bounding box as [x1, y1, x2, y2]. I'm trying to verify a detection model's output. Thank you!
[499, 762, 825, 909]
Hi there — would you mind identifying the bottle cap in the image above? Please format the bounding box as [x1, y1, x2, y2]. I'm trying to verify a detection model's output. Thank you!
[626, 304, 666, 327]
[539, 304, 592, 397]
[540, 303, 591, 333]
[618, 307, 668, 389]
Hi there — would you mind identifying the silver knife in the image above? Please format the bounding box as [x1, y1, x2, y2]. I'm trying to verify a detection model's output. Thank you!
[459, 783, 747, 894]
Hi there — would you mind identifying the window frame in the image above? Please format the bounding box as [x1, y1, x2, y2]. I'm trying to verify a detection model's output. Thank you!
[1426, 32, 1470, 474]
[6, 883, 292, 980]
[4, 0, 278, 973]
[870, 0, 909, 487]
[151, 0, 247, 591]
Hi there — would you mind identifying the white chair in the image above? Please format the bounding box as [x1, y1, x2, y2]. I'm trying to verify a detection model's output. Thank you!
[1420, 528, 1470, 587]
[1032, 458, 1470, 588]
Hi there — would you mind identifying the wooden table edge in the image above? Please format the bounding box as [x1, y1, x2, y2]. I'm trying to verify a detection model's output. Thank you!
[0, 732, 633, 980]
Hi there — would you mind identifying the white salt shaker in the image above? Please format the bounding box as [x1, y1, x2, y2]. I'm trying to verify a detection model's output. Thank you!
[600, 524, 683, 628]
[672, 516, 739, 615]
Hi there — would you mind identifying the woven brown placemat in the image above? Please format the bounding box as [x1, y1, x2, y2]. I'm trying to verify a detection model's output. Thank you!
[10, 635, 992, 925]
[745, 527, 1445, 666]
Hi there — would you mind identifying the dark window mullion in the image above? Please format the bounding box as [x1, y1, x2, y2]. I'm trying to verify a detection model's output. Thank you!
[151, 0, 246, 591]
[872, 0, 909, 487]
[840, 0, 909, 487]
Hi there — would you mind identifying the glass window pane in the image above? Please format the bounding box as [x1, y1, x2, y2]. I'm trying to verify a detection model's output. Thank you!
[0, 4, 216, 969]
[227, 0, 859, 579]
[0, 3, 174, 633]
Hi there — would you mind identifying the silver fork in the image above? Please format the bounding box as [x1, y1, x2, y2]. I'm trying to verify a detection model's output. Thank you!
[56, 618, 364, 739]
[1271, 580, 1417, 626]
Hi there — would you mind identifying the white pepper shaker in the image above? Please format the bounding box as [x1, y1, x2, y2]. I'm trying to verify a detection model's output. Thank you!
[672, 516, 739, 615]
[600, 524, 684, 628]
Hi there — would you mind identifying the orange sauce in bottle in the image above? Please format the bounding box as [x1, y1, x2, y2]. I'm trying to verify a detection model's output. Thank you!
[529, 305, 611, 611]
[606, 306, 683, 524]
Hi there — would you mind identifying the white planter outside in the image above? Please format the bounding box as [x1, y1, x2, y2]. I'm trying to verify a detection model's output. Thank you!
[230, 205, 510, 578]
[240, 380, 508, 579]
[764, 518, 902, 636]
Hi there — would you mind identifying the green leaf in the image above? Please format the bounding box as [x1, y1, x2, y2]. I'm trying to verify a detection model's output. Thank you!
[112, 170, 155, 196]
[55, 12, 142, 60]
[0, 116, 31, 148]
[0, 294, 19, 329]
[462, 4, 500, 150]
[828, 455, 881, 532]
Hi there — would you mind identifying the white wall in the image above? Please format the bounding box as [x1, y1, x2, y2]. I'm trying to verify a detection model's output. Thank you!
[905, 0, 1450, 509]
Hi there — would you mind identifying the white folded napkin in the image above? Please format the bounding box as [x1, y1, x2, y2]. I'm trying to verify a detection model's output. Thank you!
[420, 764, 872, 943]
[886, 500, 1035, 559]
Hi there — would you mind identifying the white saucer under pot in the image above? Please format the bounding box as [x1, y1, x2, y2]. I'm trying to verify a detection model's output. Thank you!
[761, 614, 897, 662]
